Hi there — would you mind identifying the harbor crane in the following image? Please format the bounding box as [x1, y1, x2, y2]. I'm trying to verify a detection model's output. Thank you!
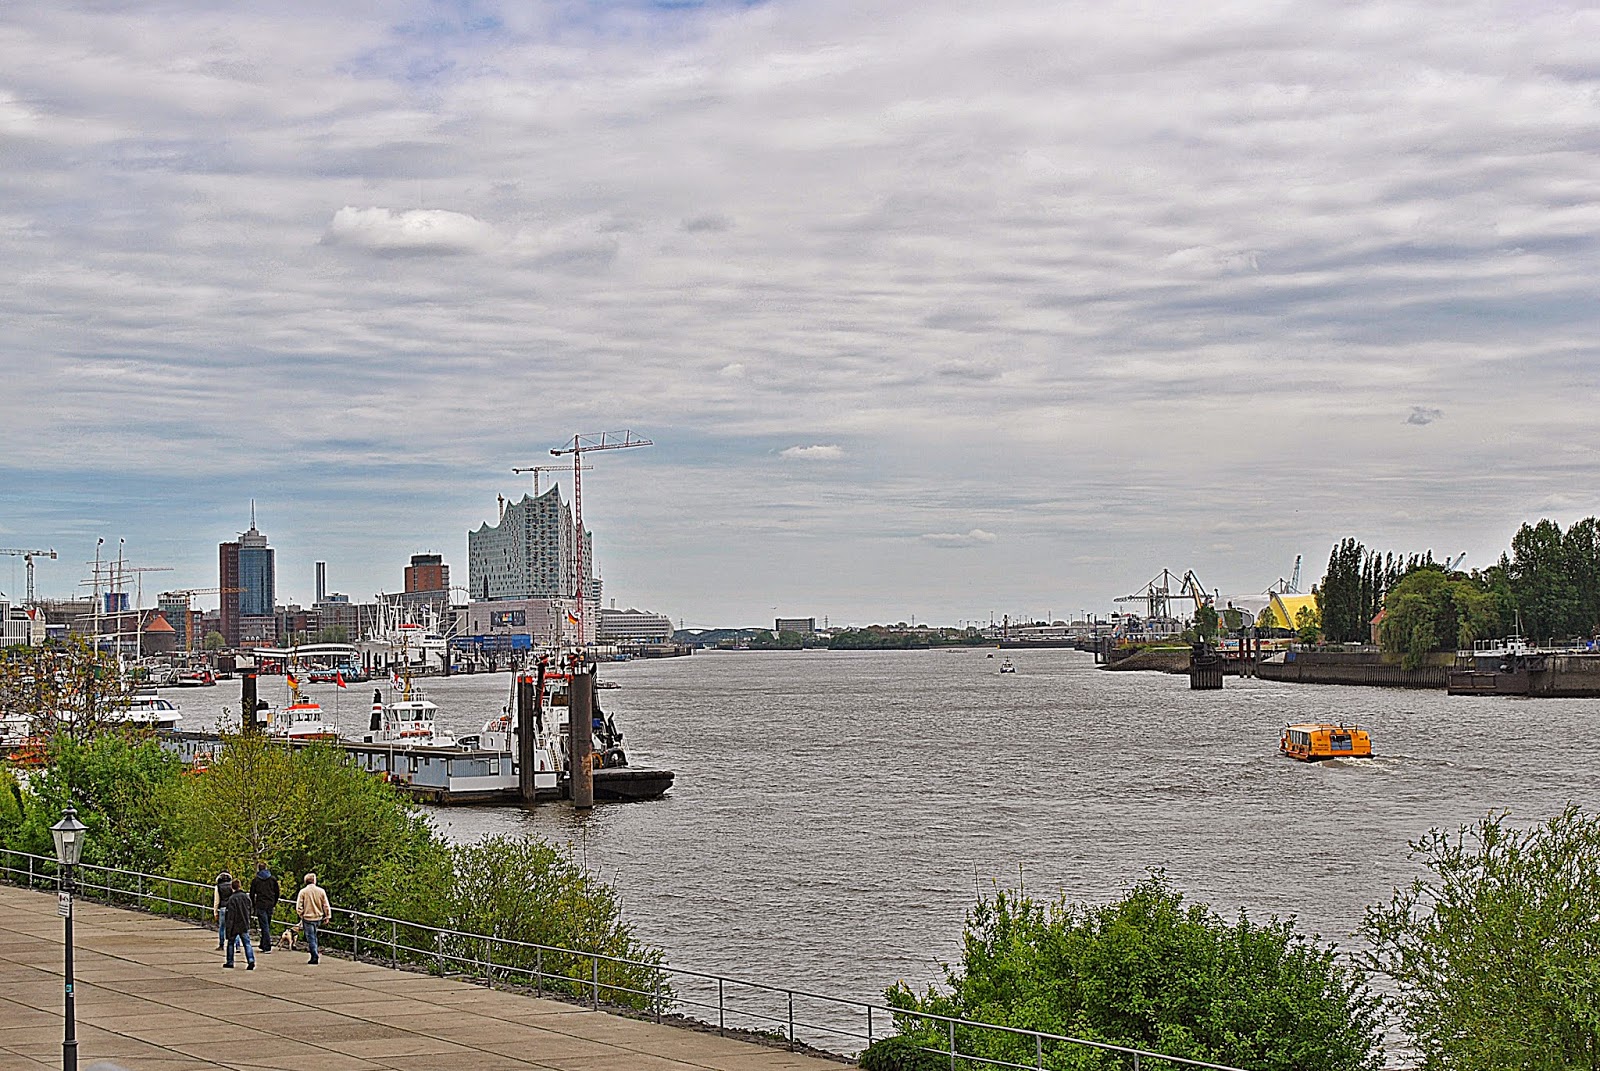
[550, 430, 653, 643]
[0, 548, 56, 605]
[1445, 552, 1467, 571]
[1272, 554, 1304, 595]
[510, 463, 592, 496]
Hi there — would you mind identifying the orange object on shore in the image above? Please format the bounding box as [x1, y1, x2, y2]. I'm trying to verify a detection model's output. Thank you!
[1281, 722, 1373, 761]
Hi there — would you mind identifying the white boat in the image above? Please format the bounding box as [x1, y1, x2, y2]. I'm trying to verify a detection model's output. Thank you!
[362, 680, 457, 748]
[265, 681, 338, 742]
[119, 689, 184, 730]
[999, 658, 1016, 674]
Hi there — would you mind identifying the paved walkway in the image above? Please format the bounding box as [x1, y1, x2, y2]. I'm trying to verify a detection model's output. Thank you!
[0, 883, 845, 1070]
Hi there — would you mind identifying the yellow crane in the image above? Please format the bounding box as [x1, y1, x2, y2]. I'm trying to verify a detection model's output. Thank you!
[0, 548, 56, 605]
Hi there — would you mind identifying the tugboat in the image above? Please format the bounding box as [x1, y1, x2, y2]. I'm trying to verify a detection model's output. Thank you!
[362, 669, 457, 748]
[265, 676, 338, 742]
[999, 658, 1016, 674]
[1281, 722, 1373, 761]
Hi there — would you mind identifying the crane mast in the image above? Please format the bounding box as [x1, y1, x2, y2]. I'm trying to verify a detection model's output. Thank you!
[550, 431, 653, 646]
[0, 548, 56, 606]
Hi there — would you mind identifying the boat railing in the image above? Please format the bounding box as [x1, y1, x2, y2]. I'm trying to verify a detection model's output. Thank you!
[1, 847, 1254, 1071]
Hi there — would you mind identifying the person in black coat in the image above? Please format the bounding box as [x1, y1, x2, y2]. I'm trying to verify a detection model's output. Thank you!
[249, 862, 280, 952]
[223, 878, 256, 969]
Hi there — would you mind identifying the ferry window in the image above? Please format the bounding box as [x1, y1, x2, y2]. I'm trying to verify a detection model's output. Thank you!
[489, 759, 500, 775]
[408, 755, 419, 773]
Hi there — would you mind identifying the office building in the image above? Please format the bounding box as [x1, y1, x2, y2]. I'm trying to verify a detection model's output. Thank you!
[775, 617, 817, 636]
[596, 608, 675, 644]
[405, 553, 449, 594]
[219, 515, 275, 648]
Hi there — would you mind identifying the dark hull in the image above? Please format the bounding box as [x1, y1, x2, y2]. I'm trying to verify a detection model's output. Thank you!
[593, 767, 675, 801]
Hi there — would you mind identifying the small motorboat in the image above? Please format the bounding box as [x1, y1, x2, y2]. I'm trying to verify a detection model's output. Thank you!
[1281, 722, 1373, 761]
[999, 659, 1016, 674]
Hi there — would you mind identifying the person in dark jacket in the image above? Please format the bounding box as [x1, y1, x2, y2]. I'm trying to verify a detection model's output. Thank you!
[223, 878, 256, 969]
[249, 862, 280, 953]
[213, 870, 232, 950]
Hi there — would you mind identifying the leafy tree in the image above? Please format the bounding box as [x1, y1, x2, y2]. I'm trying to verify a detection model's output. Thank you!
[1295, 605, 1322, 645]
[1509, 519, 1578, 642]
[887, 875, 1383, 1071]
[1563, 517, 1600, 638]
[1362, 807, 1600, 1069]
[203, 631, 225, 651]
[1378, 568, 1496, 669]
[1194, 604, 1219, 644]
[315, 626, 350, 644]
[172, 731, 310, 879]
[0, 637, 133, 743]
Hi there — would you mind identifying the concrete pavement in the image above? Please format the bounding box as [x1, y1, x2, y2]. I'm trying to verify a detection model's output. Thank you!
[0, 882, 846, 1071]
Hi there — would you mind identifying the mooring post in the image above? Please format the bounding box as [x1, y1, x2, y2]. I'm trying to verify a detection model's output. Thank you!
[516, 664, 542, 807]
[240, 662, 259, 733]
[570, 664, 595, 810]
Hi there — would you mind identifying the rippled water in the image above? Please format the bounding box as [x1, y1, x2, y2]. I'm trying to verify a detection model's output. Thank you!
[185, 649, 1600, 1011]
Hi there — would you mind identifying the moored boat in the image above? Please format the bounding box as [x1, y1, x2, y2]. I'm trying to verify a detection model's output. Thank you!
[1281, 722, 1372, 761]
[362, 679, 457, 748]
[120, 689, 184, 731]
[266, 681, 338, 742]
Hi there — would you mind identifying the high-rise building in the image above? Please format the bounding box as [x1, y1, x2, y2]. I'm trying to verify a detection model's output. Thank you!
[404, 553, 449, 594]
[219, 516, 275, 648]
[467, 488, 597, 607]
[315, 561, 327, 604]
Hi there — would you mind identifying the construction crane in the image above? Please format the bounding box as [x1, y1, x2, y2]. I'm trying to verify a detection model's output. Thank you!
[510, 463, 592, 496]
[1179, 570, 1214, 612]
[1445, 552, 1467, 571]
[160, 587, 243, 651]
[550, 430, 653, 644]
[0, 548, 56, 605]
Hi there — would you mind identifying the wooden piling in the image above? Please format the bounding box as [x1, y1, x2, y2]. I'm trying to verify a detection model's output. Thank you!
[516, 662, 543, 806]
[1189, 643, 1224, 690]
[569, 664, 594, 811]
[240, 665, 260, 732]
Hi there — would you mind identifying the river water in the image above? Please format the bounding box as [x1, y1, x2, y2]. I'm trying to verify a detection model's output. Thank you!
[189, 649, 1599, 1045]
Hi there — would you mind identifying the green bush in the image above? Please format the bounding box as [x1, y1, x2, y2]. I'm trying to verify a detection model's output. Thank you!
[888, 874, 1383, 1071]
[858, 1033, 946, 1071]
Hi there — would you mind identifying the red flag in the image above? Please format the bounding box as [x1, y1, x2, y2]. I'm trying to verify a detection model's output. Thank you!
[335, 672, 347, 689]
[286, 672, 300, 690]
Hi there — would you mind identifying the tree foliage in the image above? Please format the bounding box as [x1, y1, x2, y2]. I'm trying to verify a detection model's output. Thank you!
[1361, 807, 1600, 1069]
[0, 637, 133, 744]
[1378, 568, 1497, 669]
[886, 875, 1383, 1071]
[172, 731, 310, 879]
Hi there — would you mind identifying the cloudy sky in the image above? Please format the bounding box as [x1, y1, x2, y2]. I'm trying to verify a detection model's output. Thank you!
[2, 0, 1597, 626]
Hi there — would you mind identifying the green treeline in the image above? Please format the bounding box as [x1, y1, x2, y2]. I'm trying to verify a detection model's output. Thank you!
[1316, 518, 1600, 665]
[0, 732, 665, 1005]
[826, 626, 991, 649]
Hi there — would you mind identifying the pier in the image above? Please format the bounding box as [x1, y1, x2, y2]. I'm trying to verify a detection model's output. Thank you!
[0, 882, 837, 1071]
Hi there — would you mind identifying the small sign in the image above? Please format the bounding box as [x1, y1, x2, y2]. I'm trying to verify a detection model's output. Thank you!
[58, 892, 72, 918]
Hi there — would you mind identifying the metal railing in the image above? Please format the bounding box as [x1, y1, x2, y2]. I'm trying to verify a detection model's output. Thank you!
[0, 848, 1250, 1071]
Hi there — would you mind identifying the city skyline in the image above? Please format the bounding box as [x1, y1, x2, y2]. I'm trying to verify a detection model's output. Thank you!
[3, 1, 1598, 624]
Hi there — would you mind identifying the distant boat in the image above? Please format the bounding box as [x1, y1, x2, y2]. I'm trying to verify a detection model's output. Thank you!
[999, 659, 1016, 674]
[1281, 722, 1372, 761]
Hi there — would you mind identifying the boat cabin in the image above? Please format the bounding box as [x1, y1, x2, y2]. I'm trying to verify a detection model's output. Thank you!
[1280, 722, 1372, 761]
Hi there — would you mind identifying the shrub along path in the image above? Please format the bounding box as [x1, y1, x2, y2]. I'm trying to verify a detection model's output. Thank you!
[0, 884, 839, 1071]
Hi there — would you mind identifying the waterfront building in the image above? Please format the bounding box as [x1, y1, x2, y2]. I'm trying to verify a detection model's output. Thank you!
[463, 596, 584, 647]
[467, 489, 600, 642]
[219, 515, 275, 648]
[0, 594, 40, 646]
[775, 617, 817, 636]
[597, 607, 675, 644]
[156, 592, 191, 649]
[405, 553, 449, 595]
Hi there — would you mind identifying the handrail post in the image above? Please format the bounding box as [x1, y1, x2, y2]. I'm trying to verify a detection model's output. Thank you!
[788, 991, 795, 1051]
[653, 971, 662, 1024]
[1036, 1034, 1043, 1068]
[1133, 1054, 1141, 1071]
[948, 1019, 956, 1071]
[390, 919, 398, 968]
[353, 916, 360, 962]
[535, 948, 542, 996]
[591, 954, 599, 1009]
[868, 1005, 874, 1045]
[485, 936, 494, 989]
[718, 978, 724, 1035]
[435, 931, 443, 976]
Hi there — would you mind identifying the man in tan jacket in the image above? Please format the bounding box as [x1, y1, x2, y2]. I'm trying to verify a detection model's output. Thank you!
[294, 873, 332, 964]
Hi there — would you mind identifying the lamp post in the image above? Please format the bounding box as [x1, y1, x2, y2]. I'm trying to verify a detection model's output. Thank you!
[51, 806, 86, 1071]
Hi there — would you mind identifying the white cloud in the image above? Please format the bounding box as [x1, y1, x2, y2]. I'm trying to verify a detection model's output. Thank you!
[780, 444, 844, 461]
[321, 207, 498, 255]
[921, 529, 999, 547]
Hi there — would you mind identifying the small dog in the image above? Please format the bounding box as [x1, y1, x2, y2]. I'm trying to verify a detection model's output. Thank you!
[279, 923, 302, 952]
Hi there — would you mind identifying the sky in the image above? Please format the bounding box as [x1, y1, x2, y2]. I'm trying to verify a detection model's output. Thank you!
[2, 0, 1598, 627]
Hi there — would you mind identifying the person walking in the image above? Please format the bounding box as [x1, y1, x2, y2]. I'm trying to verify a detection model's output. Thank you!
[294, 872, 331, 965]
[212, 870, 232, 950]
[249, 861, 280, 953]
[223, 878, 256, 969]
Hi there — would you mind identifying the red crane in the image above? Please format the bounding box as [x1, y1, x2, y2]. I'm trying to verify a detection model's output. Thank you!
[549, 431, 653, 646]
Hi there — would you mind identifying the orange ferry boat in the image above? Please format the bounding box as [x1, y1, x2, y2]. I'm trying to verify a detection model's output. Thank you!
[1280, 722, 1373, 761]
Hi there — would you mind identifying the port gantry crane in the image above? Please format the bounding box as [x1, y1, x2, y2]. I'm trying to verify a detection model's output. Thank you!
[510, 463, 592, 496]
[0, 548, 56, 605]
[550, 430, 653, 644]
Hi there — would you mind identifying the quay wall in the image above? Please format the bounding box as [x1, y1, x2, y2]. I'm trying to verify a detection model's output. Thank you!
[1099, 648, 1191, 673]
[1256, 651, 1448, 690]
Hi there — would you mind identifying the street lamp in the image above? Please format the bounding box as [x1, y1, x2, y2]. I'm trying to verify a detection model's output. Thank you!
[50, 806, 86, 1071]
